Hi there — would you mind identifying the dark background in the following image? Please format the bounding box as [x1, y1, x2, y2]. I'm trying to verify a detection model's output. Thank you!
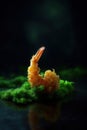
[0, 0, 87, 73]
[0, 1, 87, 130]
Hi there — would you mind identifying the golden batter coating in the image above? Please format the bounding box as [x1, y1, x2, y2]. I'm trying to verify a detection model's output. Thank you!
[27, 46, 60, 93]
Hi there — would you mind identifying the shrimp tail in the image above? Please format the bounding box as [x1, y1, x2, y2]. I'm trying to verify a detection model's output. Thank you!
[33, 46, 45, 63]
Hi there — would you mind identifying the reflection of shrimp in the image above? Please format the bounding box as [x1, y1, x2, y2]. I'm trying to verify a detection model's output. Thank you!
[28, 103, 61, 130]
[27, 46, 60, 92]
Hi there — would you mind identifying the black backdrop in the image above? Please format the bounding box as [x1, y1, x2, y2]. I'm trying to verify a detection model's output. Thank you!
[0, 0, 87, 73]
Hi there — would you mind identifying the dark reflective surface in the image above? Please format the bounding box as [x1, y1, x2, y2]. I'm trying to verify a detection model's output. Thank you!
[0, 80, 87, 130]
[28, 102, 61, 130]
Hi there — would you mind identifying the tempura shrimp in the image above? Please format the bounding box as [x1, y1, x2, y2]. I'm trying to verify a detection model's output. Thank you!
[27, 46, 60, 93]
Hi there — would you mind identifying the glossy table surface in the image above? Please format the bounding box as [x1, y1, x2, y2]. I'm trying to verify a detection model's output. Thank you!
[0, 79, 87, 130]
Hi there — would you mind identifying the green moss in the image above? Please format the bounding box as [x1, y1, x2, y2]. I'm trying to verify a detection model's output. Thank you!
[10, 76, 26, 86]
[0, 76, 26, 88]
[0, 75, 74, 104]
[59, 67, 87, 80]
[2, 66, 87, 104]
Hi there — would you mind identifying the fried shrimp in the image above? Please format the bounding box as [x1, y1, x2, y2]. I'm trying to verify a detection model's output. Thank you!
[27, 46, 60, 92]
